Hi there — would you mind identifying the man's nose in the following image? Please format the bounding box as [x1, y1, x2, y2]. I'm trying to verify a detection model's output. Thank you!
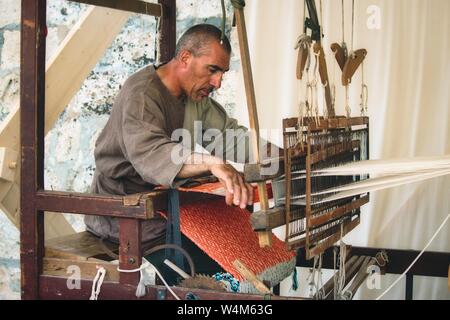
[210, 73, 223, 89]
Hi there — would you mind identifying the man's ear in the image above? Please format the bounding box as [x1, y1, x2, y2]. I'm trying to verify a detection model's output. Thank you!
[178, 49, 192, 67]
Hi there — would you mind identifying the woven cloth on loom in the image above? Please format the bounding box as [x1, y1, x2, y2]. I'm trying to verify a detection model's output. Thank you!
[168, 197, 296, 294]
[178, 181, 273, 203]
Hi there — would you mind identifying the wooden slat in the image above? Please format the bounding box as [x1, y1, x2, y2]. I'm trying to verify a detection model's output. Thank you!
[43, 257, 119, 282]
[234, 7, 272, 247]
[308, 217, 360, 259]
[313, 43, 334, 117]
[309, 140, 360, 165]
[283, 116, 369, 131]
[20, 0, 47, 300]
[309, 195, 369, 227]
[232, 260, 271, 294]
[40, 275, 302, 300]
[45, 231, 118, 261]
[35, 190, 167, 219]
[67, 0, 162, 16]
[344, 256, 374, 298]
[119, 219, 142, 285]
[325, 256, 366, 300]
[45, 6, 130, 133]
[158, 0, 176, 62]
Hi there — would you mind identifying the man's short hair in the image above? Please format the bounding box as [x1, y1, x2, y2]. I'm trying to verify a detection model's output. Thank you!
[175, 24, 231, 58]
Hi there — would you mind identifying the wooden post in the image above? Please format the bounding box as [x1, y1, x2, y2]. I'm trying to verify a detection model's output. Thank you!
[20, 0, 47, 299]
[119, 219, 142, 285]
[158, 0, 176, 63]
[234, 7, 272, 247]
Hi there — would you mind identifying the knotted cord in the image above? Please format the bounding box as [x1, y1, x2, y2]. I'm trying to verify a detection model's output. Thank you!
[360, 61, 369, 116]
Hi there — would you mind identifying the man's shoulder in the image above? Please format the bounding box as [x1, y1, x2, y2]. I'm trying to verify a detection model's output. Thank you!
[121, 65, 159, 96]
[122, 65, 154, 89]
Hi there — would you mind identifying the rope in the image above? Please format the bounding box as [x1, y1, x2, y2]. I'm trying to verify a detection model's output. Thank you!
[375, 213, 450, 300]
[144, 243, 196, 277]
[116, 244, 194, 299]
[345, 85, 351, 117]
[117, 258, 181, 300]
[90, 266, 106, 300]
[360, 61, 368, 116]
[335, 226, 347, 299]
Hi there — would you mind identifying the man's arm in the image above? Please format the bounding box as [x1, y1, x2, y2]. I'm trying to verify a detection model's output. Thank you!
[177, 153, 253, 209]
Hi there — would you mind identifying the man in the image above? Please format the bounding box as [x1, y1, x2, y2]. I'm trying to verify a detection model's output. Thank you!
[85, 24, 264, 245]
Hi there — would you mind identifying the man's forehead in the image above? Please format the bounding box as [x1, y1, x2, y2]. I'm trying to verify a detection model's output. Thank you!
[199, 42, 230, 70]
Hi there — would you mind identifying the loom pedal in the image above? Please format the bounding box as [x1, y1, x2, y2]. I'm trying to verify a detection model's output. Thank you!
[342, 49, 367, 85]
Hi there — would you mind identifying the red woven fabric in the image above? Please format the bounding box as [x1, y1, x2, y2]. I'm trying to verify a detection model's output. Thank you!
[171, 198, 295, 281]
[178, 182, 273, 203]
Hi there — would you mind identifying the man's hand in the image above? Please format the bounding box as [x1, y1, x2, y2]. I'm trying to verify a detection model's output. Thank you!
[209, 163, 253, 209]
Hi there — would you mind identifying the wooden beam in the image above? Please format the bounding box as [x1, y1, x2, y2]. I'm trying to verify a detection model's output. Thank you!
[66, 0, 161, 17]
[45, 5, 130, 133]
[35, 190, 167, 219]
[40, 275, 295, 300]
[119, 219, 142, 285]
[158, 0, 176, 62]
[20, 0, 47, 300]
[0, 6, 131, 238]
[234, 7, 272, 247]
[45, 231, 118, 260]
[43, 257, 120, 282]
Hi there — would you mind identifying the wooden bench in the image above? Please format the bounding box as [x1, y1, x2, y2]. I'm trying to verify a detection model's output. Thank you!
[44, 231, 120, 282]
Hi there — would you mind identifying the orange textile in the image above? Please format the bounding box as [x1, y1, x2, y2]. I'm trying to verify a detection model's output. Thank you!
[178, 182, 273, 203]
[166, 198, 295, 282]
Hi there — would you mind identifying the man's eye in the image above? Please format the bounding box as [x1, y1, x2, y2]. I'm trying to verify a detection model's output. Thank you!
[209, 67, 218, 74]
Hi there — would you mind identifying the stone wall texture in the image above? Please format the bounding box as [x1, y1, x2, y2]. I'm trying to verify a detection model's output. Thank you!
[0, 0, 240, 299]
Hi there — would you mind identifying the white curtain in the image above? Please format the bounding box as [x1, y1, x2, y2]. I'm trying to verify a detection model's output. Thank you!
[233, 0, 450, 299]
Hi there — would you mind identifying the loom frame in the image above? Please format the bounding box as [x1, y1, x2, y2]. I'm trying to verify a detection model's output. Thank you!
[282, 116, 370, 259]
[19, 0, 450, 300]
[19, 0, 286, 300]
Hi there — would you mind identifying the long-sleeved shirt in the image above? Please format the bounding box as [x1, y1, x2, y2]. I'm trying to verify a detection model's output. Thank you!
[84, 65, 250, 243]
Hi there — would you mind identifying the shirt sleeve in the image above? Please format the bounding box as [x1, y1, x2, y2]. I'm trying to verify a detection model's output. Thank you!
[121, 93, 192, 187]
[200, 98, 254, 163]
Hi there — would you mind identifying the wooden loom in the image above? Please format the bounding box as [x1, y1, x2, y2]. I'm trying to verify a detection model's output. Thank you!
[246, 0, 370, 261]
[279, 116, 369, 259]
[19, 0, 299, 300]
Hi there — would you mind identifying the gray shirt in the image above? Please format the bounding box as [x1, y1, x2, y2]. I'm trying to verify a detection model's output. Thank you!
[85, 65, 250, 243]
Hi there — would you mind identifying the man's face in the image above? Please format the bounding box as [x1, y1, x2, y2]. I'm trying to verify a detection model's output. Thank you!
[181, 41, 230, 102]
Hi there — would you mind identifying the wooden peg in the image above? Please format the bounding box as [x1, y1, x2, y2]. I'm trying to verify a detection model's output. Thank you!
[313, 43, 334, 117]
[330, 43, 347, 71]
[342, 49, 367, 86]
[296, 45, 309, 80]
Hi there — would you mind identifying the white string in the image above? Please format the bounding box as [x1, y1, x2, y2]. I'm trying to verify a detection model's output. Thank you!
[335, 225, 347, 299]
[375, 213, 450, 300]
[117, 260, 181, 300]
[90, 266, 106, 300]
[292, 155, 450, 176]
